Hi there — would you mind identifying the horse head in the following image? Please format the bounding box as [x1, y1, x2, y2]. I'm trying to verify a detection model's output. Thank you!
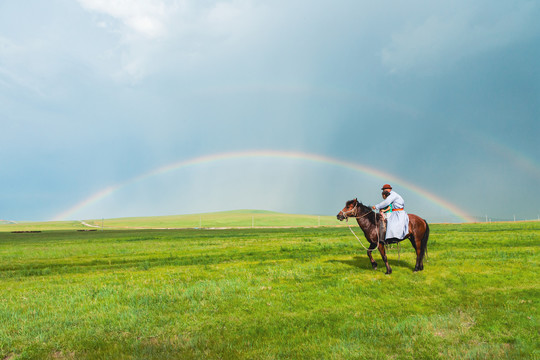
[337, 198, 360, 221]
[337, 198, 374, 221]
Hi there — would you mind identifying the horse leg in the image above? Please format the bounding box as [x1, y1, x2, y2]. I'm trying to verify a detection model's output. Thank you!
[419, 222, 430, 271]
[409, 234, 423, 272]
[367, 242, 378, 270]
[418, 233, 425, 270]
[378, 243, 392, 275]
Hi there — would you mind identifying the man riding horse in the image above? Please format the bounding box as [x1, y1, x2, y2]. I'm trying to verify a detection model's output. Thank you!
[337, 184, 429, 273]
[372, 184, 408, 244]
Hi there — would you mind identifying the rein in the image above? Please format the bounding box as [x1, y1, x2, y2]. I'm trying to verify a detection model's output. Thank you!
[347, 211, 401, 258]
[343, 205, 380, 252]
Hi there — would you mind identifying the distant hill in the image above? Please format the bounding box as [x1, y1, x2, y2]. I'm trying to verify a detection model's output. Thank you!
[0, 210, 342, 231]
[83, 210, 340, 229]
[0, 220, 17, 225]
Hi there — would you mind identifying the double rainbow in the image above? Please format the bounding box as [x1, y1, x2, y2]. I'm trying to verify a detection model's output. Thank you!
[53, 150, 475, 222]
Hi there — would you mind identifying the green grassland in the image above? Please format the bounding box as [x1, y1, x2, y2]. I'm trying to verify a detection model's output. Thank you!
[0, 219, 538, 359]
[87, 210, 342, 229]
[0, 210, 342, 232]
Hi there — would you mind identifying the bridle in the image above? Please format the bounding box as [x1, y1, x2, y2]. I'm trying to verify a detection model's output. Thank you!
[339, 203, 359, 218]
[340, 201, 372, 220]
[341, 201, 381, 252]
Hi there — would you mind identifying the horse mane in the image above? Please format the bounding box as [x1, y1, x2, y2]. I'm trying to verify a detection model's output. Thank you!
[358, 202, 372, 213]
[345, 199, 357, 207]
[348, 199, 378, 224]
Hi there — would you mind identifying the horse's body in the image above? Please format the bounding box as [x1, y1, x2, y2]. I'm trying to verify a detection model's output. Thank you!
[337, 199, 429, 274]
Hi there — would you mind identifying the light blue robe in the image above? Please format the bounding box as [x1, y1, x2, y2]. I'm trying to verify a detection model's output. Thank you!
[374, 191, 409, 240]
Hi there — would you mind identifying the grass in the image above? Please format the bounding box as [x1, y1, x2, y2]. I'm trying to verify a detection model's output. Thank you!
[92, 210, 342, 229]
[0, 210, 343, 232]
[0, 221, 538, 359]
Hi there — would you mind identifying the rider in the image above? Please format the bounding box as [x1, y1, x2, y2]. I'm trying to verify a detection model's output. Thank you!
[372, 184, 409, 243]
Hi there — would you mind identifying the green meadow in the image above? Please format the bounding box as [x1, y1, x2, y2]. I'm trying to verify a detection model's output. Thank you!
[1, 210, 341, 231]
[0, 216, 538, 359]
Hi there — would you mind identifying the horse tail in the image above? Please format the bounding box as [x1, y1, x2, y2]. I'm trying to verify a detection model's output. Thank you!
[420, 219, 430, 263]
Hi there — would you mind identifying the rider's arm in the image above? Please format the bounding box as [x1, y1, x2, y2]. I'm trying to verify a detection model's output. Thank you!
[374, 192, 398, 211]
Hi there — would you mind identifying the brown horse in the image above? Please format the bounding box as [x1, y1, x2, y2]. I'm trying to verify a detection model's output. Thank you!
[336, 198, 429, 274]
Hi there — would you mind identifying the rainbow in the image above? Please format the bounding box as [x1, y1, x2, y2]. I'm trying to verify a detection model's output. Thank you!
[53, 150, 475, 222]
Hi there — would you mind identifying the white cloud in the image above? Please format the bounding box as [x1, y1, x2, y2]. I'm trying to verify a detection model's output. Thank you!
[75, 0, 258, 82]
[77, 0, 175, 39]
[76, 0, 254, 40]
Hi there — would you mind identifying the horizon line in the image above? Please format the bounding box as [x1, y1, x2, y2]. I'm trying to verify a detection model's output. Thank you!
[52, 150, 475, 222]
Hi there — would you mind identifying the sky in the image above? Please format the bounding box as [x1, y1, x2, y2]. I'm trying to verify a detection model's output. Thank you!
[1, 0, 539, 223]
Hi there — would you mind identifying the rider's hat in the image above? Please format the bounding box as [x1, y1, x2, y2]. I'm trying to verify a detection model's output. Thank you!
[381, 184, 392, 190]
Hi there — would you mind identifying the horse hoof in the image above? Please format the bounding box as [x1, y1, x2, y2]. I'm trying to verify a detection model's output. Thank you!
[385, 270, 392, 275]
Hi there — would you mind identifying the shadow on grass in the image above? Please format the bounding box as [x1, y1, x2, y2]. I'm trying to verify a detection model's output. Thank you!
[328, 256, 416, 271]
